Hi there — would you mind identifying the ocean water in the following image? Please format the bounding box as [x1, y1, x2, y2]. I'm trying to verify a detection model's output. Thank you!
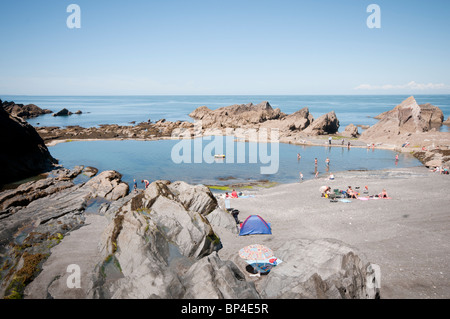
[49, 137, 421, 189]
[2, 95, 450, 132]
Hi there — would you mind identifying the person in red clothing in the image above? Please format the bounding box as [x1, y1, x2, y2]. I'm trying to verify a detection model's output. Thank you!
[231, 189, 239, 198]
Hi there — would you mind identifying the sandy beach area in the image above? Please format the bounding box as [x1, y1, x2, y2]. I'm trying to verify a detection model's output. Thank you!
[214, 166, 450, 299]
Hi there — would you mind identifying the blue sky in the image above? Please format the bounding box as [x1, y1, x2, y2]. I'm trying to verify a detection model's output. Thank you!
[0, 0, 449, 95]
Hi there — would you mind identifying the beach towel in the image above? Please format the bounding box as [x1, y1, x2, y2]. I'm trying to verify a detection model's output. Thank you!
[339, 199, 352, 203]
[239, 195, 255, 198]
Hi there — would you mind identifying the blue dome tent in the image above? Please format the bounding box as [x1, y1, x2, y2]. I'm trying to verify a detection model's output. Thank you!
[239, 215, 272, 236]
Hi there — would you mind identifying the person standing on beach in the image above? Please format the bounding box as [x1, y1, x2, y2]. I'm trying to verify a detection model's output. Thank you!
[133, 179, 137, 192]
[328, 137, 332, 145]
[299, 172, 303, 181]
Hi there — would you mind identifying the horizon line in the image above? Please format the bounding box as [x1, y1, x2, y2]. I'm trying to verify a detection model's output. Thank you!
[2, 93, 450, 97]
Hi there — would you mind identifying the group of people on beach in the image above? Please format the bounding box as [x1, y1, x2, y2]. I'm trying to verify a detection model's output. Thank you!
[430, 166, 449, 174]
[320, 184, 389, 199]
[225, 189, 239, 198]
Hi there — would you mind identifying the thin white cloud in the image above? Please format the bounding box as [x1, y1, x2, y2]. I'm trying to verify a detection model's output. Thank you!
[354, 81, 450, 91]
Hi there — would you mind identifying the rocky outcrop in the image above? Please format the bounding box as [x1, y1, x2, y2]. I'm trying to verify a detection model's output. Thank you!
[0, 106, 57, 186]
[259, 107, 313, 132]
[364, 96, 443, 141]
[444, 117, 450, 125]
[189, 101, 284, 128]
[1, 99, 52, 119]
[302, 111, 340, 136]
[88, 185, 255, 298]
[375, 101, 444, 125]
[413, 149, 450, 168]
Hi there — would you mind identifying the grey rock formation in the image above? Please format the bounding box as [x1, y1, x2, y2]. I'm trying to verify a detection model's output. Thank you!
[168, 181, 218, 216]
[258, 239, 380, 299]
[0, 168, 128, 299]
[89, 180, 254, 299]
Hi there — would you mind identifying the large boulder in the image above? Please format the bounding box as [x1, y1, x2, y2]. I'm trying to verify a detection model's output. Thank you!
[258, 239, 380, 299]
[280, 107, 313, 131]
[302, 111, 340, 135]
[168, 181, 218, 216]
[0, 106, 57, 186]
[52, 108, 71, 117]
[341, 123, 359, 138]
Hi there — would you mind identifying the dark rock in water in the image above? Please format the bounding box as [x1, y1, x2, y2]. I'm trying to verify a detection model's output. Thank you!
[1, 99, 52, 119]
[75, 110, 82, 115]
[0, 107, 57, 186]
[52, 108, 70, 117]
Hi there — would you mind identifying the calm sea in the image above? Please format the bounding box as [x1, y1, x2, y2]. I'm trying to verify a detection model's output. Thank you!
[2, 95, 450, 132]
